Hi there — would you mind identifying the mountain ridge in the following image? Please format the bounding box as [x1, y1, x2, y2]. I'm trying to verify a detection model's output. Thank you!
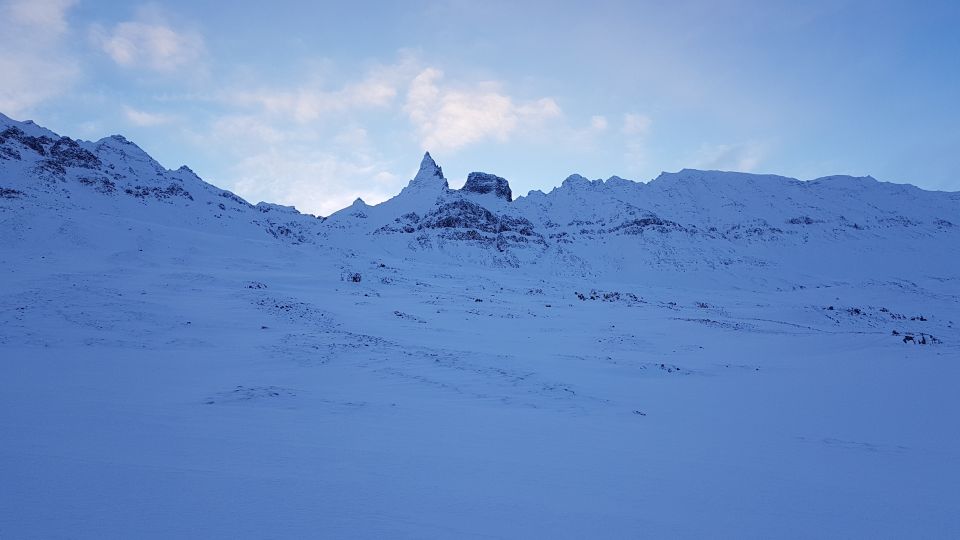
[3, 112, 960, 538]
[2, 112, 958, 285]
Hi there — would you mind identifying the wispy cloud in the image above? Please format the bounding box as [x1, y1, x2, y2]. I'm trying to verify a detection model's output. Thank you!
[122, 105, 174, 127]
[590, 115, 609, 132]
[218, 56, 421, 124]
[195, 58, 569, 214]
[404, 68, 561, 152]
[0, 0, 79, 115]
[226, 79, 397, 123]
[689, 142, 766, 172]
[92, 8, 205, 73]
[621, 113, 653, 170]
[6, 0, 74, 33]
[231, 150, 399, 216]
[622, 113, 652, 136]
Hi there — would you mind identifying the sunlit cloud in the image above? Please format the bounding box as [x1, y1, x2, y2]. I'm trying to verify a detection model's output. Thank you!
[6, 0, 74, 33]
[122, 105, 174, 126]
[689, 142, 766, 172]
[0, 0, 79, 115]
[590, 115, 608, 132]
[620, 113, 653, 171]
[622, 113, 652, 136]
[230, 149, 399, 216]
[92, 10, 205, 73]
[404, 68, 562, 152]
[227, 81, 396, 124]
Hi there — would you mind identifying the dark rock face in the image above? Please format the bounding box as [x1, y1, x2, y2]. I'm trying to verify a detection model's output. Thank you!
[50, 137, 101, 169]
[0, 129, 101, 173]
[421, 200, 500, 232]
[605, 216, 685, 235]
[124, 183, 194, 201]
[419, 199, 536, 236]
[462, 172, 512, 202]
[0, 126, 54, 157]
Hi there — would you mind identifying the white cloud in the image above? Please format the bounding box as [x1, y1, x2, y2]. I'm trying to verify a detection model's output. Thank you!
[220, 58, 421, 124]
[0, 0, 79, 115]
[622, 113, 652, 136]
[177, 57, 568, 214]
[190, 108, 400, 216]
[334, 126, 370, 147]
[228, 80, 396, 124]
[590, 115, 608, 131]
[620, 113, 653, 170]
[207, 115, 285, 146]
[231, 149, 398, 216]
[93, 15, 205, 72]
[6, 0, 74, 34]
[175, 59, 431, 216]
[689, 142, 766, 172]
[404, 68, 561, 152]
[122, 105, 173, 127]
[372, 170, 398, 185]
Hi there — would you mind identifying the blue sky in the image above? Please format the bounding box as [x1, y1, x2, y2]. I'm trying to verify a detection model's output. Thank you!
[2, 0, 958, 215]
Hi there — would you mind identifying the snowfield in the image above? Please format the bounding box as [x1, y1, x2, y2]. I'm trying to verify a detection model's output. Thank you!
[1, 113, 959, 538]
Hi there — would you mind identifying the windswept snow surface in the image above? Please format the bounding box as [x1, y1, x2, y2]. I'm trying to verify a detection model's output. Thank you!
[2, 114, 960, 538]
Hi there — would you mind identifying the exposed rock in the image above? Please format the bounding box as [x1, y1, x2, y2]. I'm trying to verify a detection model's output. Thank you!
[50, 137, 101, 169]
[0, 126, 53, 156]
[421, 200, 500, 233]
[256, 202, 301, 214]
[407, 152, 448, 190]
[462, 172, 512, 202]
[124, 183, 194, 201]
[418, 199, 538, 238]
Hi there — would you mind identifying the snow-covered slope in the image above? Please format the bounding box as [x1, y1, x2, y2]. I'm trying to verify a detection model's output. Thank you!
[4, 112, 958, 284]
[2, 114, 959, 538]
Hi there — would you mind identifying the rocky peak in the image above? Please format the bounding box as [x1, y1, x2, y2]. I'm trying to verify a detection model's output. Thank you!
[409, 152, 448, 189]
[93, 133, 164, 173]
[462, 172, 512, 202]
[561, 174, 594, 189]
[95, 134, 151, 156]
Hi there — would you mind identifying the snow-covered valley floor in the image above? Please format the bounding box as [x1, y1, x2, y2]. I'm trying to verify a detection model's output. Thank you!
[2, 212, 958, 538]
[2, 113, 960, 537]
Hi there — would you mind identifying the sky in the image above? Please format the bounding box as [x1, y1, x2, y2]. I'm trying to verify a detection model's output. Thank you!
[1, 0, 958, 215]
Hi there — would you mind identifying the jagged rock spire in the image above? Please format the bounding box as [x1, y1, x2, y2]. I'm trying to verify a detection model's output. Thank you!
[410, 152, 448, 189]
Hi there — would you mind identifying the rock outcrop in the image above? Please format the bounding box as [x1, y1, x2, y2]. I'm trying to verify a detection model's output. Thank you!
[462, 172, 512, 201]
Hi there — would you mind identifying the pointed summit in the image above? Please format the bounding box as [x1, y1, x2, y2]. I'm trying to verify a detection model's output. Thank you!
[409, 152, 448, 189]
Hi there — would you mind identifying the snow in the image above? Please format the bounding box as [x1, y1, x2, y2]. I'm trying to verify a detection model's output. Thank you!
[1, 114, 959, 538]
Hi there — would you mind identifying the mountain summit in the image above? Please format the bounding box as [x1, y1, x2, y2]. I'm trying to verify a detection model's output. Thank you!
[2, 112, 960, 539]
[1, 112, 958, 282]
[409, 151, 448, 190]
